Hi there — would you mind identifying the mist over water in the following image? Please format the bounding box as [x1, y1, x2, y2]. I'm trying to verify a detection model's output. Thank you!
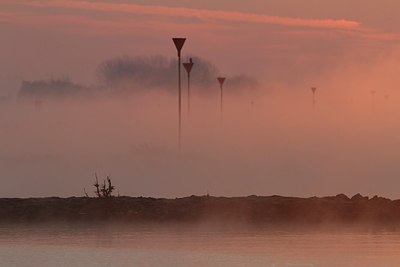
[1, 84, 400, 198]
[1, 223, 400, 267]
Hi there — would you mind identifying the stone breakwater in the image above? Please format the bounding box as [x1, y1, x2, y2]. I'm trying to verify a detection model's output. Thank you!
[0, 194, 399, 225]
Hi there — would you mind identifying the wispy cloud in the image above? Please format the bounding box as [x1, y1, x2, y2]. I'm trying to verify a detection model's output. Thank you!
[4, 0, 400, 42]
[18, 0, 360, 30]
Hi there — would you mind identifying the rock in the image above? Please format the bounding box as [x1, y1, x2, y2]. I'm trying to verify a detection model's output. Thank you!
[335, 194, 350, 201]
[351, 193, 369, 201]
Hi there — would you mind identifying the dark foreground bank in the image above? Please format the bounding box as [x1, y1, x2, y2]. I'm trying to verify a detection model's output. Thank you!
[1, 194, 400, 225]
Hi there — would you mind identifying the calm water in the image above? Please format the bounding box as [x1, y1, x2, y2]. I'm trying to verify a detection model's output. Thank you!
[1, 224, 400, 267]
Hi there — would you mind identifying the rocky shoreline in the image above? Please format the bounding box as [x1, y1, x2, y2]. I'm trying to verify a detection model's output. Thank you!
[0, 194, 399, 225]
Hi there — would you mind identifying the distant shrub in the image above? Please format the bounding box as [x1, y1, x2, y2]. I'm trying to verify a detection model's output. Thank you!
[93, 173, 115, 198]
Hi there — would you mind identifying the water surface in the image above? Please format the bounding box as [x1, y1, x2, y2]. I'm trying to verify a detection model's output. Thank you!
[1, 224, 400, 266]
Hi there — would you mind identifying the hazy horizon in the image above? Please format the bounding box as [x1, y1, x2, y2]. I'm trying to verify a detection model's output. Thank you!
[1, 87, 399, 198]
[1, 0, 400, 198]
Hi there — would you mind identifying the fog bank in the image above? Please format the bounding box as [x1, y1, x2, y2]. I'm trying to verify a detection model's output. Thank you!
[1, 80, 400, 198]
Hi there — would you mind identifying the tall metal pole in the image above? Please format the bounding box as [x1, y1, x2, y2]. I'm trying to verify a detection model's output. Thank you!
[217, 77, 226, 121]
[311, 87, 317, 110]
[172, 38, 186, 150]
[183, 58, 194, 115]
[187, 71, 190, 113]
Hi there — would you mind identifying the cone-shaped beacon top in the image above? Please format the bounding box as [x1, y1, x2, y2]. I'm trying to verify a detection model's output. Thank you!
[217, 77, 226, 87]
[172, 38, 186, 56]
[183, 58, 194, 74]
[311, 87, 317, 94]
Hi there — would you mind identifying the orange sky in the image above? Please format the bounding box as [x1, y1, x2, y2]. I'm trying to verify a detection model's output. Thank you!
[1, 0, 400, 94]
[1, 1, 400, 197]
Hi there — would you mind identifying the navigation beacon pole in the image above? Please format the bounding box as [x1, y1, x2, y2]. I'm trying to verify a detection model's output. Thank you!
[217, 77, 226, 122]
[311, 87, 317, 111]
[183, 58, 194, 115]
[172, 38, 186, 150]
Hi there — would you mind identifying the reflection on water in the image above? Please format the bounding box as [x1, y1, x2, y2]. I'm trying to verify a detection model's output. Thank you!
[1, 224, 400, 266]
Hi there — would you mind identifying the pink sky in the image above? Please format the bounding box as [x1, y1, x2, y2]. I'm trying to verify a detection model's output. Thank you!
[1, 1, 400, 198]
[1, 0, 400, 94]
